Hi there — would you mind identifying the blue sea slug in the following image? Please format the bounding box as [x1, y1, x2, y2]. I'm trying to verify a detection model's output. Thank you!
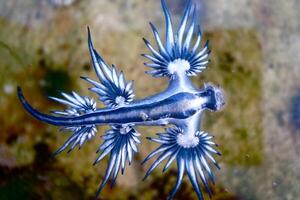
[18, 0, 225, 199]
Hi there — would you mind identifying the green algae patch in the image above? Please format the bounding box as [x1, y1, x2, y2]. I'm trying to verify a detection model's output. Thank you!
[43, 68, 72, 97]
[0, 141, 84, 200]
[0, 167, 85, 200]
[0, 176, 37, 200]
[137, 170, 241, 200]
[198, 29, 263, 167]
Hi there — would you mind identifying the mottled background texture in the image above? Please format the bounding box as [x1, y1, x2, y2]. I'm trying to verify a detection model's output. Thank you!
[0, 0, 299, 200]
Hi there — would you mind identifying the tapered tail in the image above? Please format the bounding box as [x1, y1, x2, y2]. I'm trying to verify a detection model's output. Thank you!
[17, 87, 99, 127]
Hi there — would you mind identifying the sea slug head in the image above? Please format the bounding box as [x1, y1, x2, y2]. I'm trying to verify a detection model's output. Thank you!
[203, 83, 226, 112]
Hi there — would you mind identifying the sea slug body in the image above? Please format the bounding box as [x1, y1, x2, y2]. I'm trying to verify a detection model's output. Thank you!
[18, 0, 226, 199]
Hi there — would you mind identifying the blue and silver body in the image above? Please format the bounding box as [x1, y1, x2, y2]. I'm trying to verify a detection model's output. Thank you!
[18, 0, 225, 199]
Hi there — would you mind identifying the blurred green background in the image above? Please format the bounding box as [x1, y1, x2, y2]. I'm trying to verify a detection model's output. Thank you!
[0, 0, 299, 199]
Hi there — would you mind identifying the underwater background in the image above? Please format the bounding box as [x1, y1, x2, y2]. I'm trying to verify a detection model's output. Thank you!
[0, 0, 299, 199]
